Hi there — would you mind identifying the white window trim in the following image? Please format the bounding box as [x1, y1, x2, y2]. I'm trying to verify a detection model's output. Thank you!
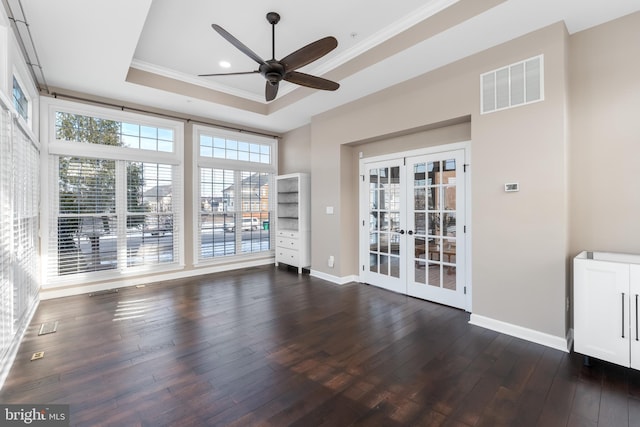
[40, 97, 185, 288]
[192, 124, 277, 266]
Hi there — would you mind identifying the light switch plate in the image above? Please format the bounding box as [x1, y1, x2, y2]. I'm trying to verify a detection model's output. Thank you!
[326, 206, 334, 214]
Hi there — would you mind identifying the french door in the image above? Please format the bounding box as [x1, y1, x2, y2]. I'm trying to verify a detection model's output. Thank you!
[361, 159, 406, 294]
[360, 148, 468, 310]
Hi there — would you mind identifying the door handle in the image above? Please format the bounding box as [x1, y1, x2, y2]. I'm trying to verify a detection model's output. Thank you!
[407, 230, 414, 235]
[399, 230, 405, 235]
[622, 292, 625, 338]
[636, 294, 640, 341]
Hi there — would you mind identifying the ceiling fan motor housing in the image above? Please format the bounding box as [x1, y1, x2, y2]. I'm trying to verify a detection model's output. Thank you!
[260, 61, 285, 84]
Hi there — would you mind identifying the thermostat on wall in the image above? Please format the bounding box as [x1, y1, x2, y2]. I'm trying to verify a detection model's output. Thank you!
[504, 182, 519, 192]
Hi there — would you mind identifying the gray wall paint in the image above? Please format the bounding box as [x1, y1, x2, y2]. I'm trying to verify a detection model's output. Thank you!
[569, 12, 640, 256]
[279, 124, 311, 175]
[309, 22, 570, 339]
[303, 11, 640, 339]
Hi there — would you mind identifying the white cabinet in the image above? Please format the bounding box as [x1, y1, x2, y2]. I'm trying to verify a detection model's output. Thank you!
[574, 251, 640, 369]
[275, 173, 310, 273]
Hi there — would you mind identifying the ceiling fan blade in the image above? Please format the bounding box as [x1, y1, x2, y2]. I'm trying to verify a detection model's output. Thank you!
[284, 71, 339, 91]
[198, 70, 259, 77]
[212, 24, 266, 66]
[265, 82, 279, 102]
[280, 36, 338, 72]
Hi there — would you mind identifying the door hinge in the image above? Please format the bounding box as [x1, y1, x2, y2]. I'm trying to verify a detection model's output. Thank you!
[464, 164, 469, 172]
[464, 286, 467, 295]
[363, 220, 365, 227]
[362, 265, 365, 272]
[361, 175, 365, 182]
[464, 225, 467, 233]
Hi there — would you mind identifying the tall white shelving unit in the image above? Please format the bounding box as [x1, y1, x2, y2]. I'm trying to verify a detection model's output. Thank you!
[275, 173, 310, 273]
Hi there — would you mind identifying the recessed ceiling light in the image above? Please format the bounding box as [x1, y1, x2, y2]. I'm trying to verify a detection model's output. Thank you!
[219, 61, 231, 68]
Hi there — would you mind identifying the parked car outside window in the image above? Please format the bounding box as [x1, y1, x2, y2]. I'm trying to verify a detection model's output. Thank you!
[224, 217, 260, 232]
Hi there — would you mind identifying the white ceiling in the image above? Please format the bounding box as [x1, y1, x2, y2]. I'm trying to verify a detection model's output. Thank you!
[12, 0, 640, 134]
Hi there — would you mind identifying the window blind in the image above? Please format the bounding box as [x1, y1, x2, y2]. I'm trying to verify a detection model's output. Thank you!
[0, 108, 12, 362]
[48, 158, 182, 279]
[11, 118, 39, 328]
[0, 103, 39, 368]
[55, 157, 118, 275]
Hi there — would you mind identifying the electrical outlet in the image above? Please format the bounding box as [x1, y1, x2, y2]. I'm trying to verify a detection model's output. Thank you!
[328, 256, 335, 268]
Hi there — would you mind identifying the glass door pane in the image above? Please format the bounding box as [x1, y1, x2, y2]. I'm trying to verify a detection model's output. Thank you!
[368, 166, 401, 279]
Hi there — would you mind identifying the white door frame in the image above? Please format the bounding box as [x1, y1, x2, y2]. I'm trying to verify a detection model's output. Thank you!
[358, 141, 472, 312]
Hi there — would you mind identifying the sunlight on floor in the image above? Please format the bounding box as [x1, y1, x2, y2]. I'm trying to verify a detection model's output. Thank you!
[113, 299, 148, 321]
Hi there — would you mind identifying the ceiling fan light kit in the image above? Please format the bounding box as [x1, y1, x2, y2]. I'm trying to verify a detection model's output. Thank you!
[199, 12, 340, 102]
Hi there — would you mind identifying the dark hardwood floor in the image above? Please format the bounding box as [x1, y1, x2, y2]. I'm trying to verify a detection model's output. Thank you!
[1, 265, 640, 426]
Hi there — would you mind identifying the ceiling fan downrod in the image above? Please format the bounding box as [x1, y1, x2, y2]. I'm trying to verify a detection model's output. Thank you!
[266, 12, 280, 61]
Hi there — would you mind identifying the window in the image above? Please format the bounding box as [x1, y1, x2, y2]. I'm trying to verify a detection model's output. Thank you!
[55, 112, 174, 152]
[12, 77, 28, 121]
[0, 99, 39, 364]
[127, 162, 176, 266]
[56, 157, 118, 275]
[200, 135, 271, 163]
[45, 101, 183, 284]
[195, 126, 276, 263]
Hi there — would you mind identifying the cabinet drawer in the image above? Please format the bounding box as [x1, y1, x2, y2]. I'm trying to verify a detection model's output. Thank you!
[277, 247, 300, 266]
[277, 230, 298, 239]
[277, 237, 299, 249]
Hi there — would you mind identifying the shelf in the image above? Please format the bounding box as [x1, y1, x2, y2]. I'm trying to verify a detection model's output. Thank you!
[276, 173, 309, 272]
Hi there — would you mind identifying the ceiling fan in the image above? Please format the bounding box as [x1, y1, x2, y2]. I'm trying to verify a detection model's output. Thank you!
[199, 12, 340, 102]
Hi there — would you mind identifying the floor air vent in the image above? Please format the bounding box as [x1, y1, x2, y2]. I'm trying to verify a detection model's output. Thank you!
[89, 289, 119, 297]
[38, 321, 58, 336]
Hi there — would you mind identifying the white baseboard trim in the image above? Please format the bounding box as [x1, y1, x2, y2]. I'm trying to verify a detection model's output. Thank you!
[469, 313, 570, 353]
[309, 270, 359, 285]
[40, 257, 275, 300]
[0, 296, 39, 390]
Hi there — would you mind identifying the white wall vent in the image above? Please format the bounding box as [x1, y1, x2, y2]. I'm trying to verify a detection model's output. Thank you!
[480, 55, 544, 114]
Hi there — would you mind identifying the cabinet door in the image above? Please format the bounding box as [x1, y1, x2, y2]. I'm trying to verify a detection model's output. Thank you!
[574, 258, 630, 367]
[631, 265, 640, 369]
